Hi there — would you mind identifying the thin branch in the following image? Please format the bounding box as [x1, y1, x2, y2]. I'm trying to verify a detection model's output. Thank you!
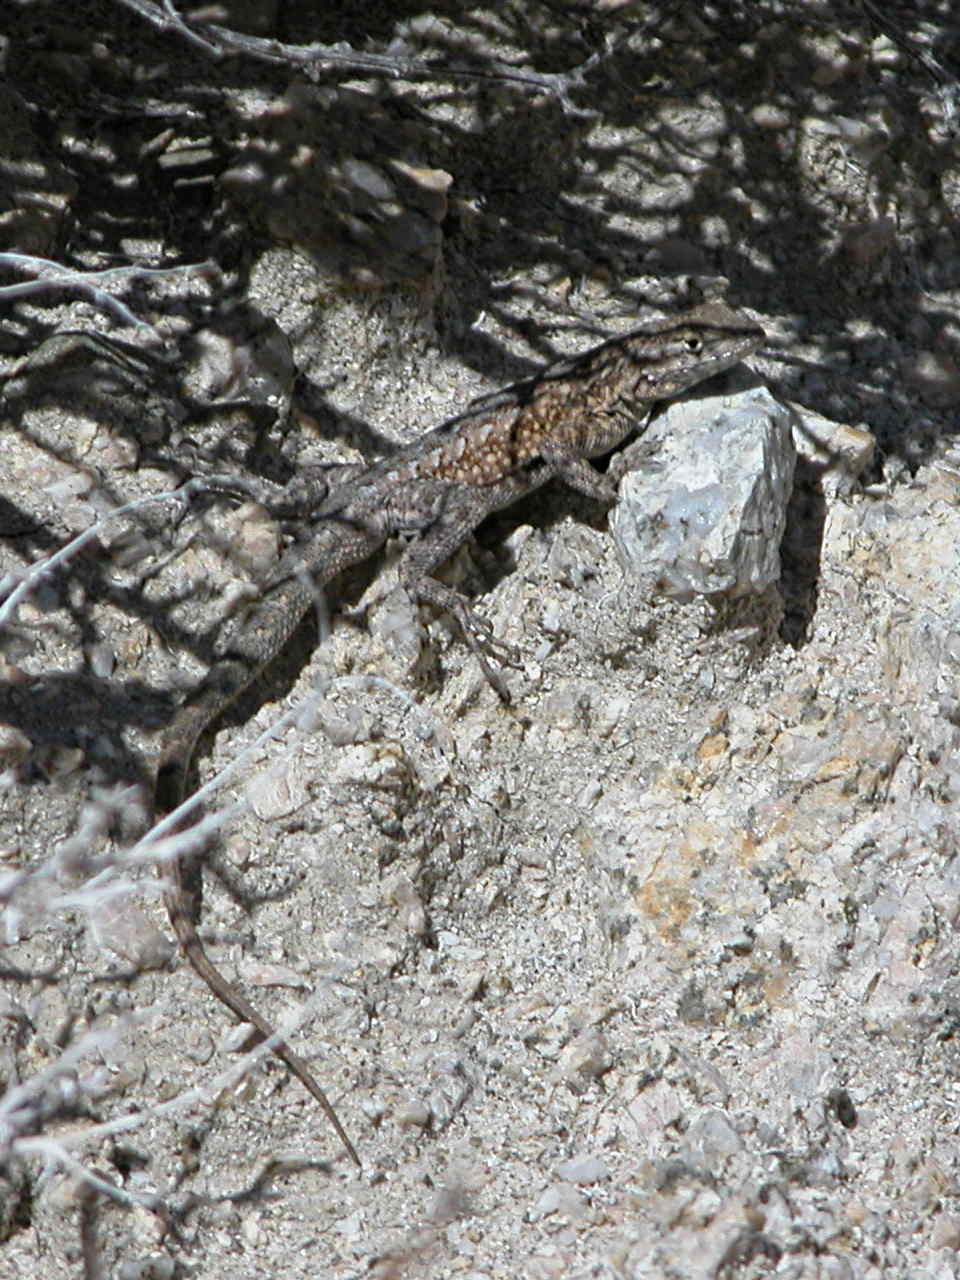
[10, 986, 353, 1155]
[135, 673, 438, 859]
[113, 0, 603, 116]
[27, 1140, 165, 1216]
[0, 482, 206, 632]
[0, 254, 219, 332]
[0, 1015, 125, 1142]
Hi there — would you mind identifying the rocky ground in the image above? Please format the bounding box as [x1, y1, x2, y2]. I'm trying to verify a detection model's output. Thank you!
[2, 3, 960, 1277]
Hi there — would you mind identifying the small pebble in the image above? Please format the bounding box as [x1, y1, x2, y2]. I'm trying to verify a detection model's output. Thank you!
[557, 1155, 610, 1185]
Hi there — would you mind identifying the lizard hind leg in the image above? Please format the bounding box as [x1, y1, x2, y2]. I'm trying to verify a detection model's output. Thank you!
[391, 485, 531, 702]
[400, 566, 519, 702]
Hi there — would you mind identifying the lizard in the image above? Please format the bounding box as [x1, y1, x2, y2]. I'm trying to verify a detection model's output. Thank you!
[151, 299, 765, 1168]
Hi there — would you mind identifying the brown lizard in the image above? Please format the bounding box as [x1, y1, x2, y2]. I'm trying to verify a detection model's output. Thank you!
[152, 300, 765, 1167]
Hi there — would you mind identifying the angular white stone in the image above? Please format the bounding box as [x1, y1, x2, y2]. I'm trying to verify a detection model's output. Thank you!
[612, 386, 796, 601]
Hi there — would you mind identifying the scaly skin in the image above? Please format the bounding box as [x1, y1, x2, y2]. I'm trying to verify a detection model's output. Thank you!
[153, 301, 765, 1167]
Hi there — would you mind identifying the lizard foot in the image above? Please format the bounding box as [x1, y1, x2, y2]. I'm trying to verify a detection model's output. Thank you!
[410, 576, 518, 702]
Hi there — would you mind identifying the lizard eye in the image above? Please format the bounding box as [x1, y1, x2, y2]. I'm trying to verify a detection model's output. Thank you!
[685, 335, 703, 353]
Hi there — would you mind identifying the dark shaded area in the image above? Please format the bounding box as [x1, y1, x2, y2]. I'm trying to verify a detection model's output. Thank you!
[1, 0, 956, 821]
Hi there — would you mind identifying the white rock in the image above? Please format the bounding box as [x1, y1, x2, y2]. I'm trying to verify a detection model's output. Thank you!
[556, 1155, 610, 1185]
[612, 386, 796, 601]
